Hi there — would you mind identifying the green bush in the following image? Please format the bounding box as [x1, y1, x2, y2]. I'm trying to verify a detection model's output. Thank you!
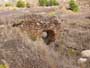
[48, 0, 59, 6]
[5, 2, 13, 7]
[26, 2, 30, 8]
[39, 0, 48, 6]
[39, 0, 59, 6]
[0, 64, 6, 68]
[69, 0, 79, 12]
[16, 0, 26, 8]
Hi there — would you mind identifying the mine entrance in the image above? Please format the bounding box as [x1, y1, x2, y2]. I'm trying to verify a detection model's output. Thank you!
[42, 30, 55, 45]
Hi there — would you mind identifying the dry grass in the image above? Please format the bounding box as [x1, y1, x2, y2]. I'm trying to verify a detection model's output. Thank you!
[0, 7, 25, 11]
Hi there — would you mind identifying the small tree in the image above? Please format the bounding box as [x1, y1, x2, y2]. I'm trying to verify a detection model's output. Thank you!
[69, 0, 79, 12]
[16, 0, 26, 8]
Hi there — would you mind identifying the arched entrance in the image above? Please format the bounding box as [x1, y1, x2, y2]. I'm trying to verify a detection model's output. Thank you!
[42, 30, 55, 45]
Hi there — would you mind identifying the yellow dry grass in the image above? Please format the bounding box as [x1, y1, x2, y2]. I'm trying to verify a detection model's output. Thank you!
[0, 7, 22, 11]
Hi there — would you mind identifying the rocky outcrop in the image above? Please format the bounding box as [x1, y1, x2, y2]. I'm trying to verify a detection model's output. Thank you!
[0, 6, 90, 68]
[0, 9, 61, 68]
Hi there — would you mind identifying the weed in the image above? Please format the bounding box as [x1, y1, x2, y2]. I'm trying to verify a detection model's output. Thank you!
[69, 0, 79, 12]
[0, 64, 6, 68]
[26, 2, 30, 8]
[67, 48, 79, 57]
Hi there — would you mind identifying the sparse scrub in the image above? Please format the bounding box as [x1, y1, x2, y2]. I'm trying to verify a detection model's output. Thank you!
[47, 0, 59, 6]
[30, 35, 37, 41]
[5, 2, 13, 7]
[0, 64, 6, 68]
[16, 0, 27, 8]
[69, 0, 79, 12]
[39, 0, 59, 6]
[39, 0, 48, 6]
[67, 48, 79, 57]
[26, 2, 30, 8]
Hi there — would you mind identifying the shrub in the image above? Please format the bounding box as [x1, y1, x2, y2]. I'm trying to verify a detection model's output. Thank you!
[69, 0, 79, 12]
[0, 64, 6, 68]
[39, 0, 59, 6]
[39, 0, 48, 6]
[67, 48, 79, 57]
[16, 0, 26, 8]
[48, 0, 59, 6]
[26, 2, 30, 8]
[5, 2, 13, 7]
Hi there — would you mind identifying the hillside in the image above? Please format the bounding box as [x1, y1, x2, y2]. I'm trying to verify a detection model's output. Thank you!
[0, 0, 90, 68]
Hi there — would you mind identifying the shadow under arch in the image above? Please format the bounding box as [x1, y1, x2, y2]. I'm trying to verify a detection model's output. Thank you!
[42, 30, 55, 45]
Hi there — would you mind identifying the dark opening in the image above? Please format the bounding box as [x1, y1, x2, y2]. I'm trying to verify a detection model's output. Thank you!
[42, 30, 55, 45]
[12, 22, 23, 27]
[86, 16, 90, 19]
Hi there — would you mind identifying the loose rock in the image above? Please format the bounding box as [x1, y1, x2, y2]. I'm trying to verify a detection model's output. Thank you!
[81, 50, 90, 57]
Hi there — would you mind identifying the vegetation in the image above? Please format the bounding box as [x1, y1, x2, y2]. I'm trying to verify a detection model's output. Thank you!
[48, 0, 59, 6]
[16, 0, 27, 8]
[69, 0, 79, 12]
[39, 0, 59, 6]
[16, 0, 30, 8]
[0, 64, 6, 68]
[26, 2, 30, 8]
[39, 0, 48, 6]
[48, 12, 56, 16]
[67, 48, 79, 57]
[5, 2, 13, 7]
